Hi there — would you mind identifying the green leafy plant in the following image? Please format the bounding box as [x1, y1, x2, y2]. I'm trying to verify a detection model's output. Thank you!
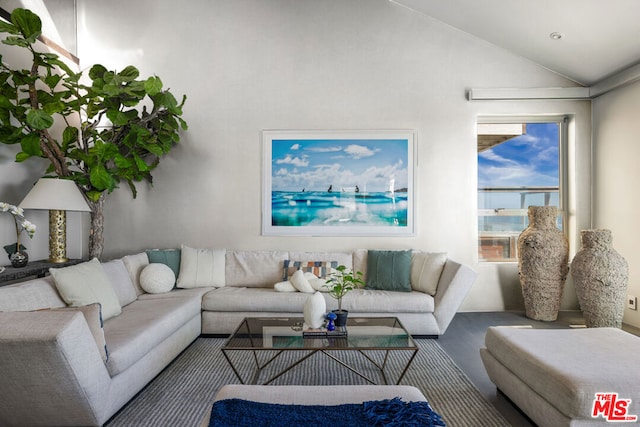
[0, 8, 187, 258]
[324, 265, 364, 312]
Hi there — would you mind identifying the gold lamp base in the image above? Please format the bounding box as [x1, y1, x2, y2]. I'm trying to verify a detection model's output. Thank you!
[49, 210, 68, 263]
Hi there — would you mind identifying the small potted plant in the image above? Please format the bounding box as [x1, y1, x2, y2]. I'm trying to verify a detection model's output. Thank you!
[324, 265, 364, 327]
[1, 202, 36, 267]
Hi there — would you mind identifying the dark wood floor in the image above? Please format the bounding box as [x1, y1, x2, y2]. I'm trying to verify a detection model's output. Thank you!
[437, 310, 588, 427]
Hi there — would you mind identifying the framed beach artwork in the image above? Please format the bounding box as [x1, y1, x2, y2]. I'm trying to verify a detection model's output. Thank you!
[262, 130, 416, 236]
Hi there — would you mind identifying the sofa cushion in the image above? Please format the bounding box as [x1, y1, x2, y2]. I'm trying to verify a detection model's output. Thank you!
[202, 287, 434, 313]
[410, 252, 447, 296]
[226, 251, 289, 288]
[342, 289, 434, 313]
[365, 250, 412, 292]
[0, 276, 66, 312]
[102, 259, 138, 307]
[103, 295, 201, 376]
[203, 287, 311, 312]
[289, 251, 352, 265]
[49, 258, 122, 320]
[140, 263, 176, 294]
[122, 252, 150, 296]
[146, 248, 181, 283]
[177, 245, 225, 288]
[137, 286, 214, 301]
[352, 249, 369, 280]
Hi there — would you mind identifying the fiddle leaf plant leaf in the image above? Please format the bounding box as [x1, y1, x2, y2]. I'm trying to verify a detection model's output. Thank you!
[20, 133, 42, 156]
[25, 109, 54, 129]
[89, 164, 115, 191]
[119, 65, 140, 82]
[11, 8, 42, 43]
[89, 64, 108, 80]
[144, 76, 163, 96]
[0, 20, 19, 35]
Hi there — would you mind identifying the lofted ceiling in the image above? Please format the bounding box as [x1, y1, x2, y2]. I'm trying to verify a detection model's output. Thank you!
[392, 0, 640, 86]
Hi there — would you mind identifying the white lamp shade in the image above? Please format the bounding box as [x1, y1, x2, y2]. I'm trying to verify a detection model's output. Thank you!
[19, 178, 91, 212]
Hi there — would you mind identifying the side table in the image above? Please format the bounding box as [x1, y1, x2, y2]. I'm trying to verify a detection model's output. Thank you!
[0, 259, 86, 287]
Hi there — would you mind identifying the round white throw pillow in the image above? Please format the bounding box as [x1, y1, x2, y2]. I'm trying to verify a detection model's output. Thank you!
[140, 263, 175, 294]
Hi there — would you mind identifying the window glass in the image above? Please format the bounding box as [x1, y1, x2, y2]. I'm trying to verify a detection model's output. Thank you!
[478, 121, 563, 261]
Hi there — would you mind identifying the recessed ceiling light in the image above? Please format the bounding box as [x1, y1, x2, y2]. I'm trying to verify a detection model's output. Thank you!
[549, 32, 564, 40]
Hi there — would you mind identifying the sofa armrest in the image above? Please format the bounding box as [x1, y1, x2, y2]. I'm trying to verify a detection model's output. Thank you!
[432, 259, 477, 334]
[0, 311, 112, 426]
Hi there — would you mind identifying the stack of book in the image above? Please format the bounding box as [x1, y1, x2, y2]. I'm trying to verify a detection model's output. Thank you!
[302, 326, 348, 338]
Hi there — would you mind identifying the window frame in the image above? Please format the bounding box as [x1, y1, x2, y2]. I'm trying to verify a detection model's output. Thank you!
[477, 115, 569, 262]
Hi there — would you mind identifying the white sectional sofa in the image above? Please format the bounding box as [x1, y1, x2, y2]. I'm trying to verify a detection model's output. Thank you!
[198, 249, 477, 336]
[0, 247, 476, 426]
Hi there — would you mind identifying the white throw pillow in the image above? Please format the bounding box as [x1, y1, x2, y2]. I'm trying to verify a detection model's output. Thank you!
[290, 270, 315, 293]
[102, 259, 138, 306]
[140, 263, 175, 294]
[49, 258, 122, 320]
[50, 303, 109, 362]
[410, 252, 447, 296]
[274, 281, 297, 292]
[122, 252, 150, 296]
[177, 245, 226, 288]
[309, 277, 330, 292]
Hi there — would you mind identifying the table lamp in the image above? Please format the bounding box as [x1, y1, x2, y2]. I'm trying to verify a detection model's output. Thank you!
[19, 178, 91, 263]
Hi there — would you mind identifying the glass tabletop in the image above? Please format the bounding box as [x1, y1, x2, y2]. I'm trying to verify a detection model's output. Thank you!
[223, 316, 416, 350]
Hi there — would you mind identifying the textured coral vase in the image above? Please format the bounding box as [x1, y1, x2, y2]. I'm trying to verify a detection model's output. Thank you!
[517, 206, 569, 321]
[571, 229, 628, 328]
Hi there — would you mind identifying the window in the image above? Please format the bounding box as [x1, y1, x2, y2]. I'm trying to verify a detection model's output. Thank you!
[477, 117, 566, 261]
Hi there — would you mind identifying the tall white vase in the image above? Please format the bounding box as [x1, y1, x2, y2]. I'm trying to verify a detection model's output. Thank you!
[303, 291, 326, 329]
[517, 206, 569, 321]
[571, 229, 629, 328]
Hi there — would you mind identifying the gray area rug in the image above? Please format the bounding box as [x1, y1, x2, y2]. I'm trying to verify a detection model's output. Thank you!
[106, 338, 509, 427]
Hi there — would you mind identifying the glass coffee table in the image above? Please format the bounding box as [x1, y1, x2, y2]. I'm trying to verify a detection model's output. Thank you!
[221, 316, 418, 385]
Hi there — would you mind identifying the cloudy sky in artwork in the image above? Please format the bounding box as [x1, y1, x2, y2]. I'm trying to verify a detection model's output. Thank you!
[271, 138, 409, 192]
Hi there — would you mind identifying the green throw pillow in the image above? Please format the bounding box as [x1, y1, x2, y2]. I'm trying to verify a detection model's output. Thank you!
[366, 250, 412, 292]
[146, 249, 181, 284]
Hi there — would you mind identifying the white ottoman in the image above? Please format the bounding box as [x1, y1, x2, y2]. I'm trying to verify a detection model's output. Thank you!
[480, 327, 640, 427]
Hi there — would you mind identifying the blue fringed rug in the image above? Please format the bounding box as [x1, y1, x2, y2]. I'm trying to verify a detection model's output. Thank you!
[106, 338, 509, 427]
[209, 397, 446, 427]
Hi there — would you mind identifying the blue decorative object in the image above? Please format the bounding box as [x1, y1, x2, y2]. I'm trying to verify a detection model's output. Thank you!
[326, 312, 337, 331]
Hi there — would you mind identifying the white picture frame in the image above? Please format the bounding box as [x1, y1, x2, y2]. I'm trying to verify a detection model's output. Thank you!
[262, 129, 416, 236]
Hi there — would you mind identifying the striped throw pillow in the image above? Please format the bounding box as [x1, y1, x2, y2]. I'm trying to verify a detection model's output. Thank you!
[282, 260, 338, 281]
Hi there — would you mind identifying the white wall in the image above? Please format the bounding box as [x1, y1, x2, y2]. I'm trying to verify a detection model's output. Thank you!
[1, 0, 593, 311]
[592, 80, 640, 328]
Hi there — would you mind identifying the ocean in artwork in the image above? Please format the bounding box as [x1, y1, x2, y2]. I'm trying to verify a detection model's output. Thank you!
[271, 190, 408, 227]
